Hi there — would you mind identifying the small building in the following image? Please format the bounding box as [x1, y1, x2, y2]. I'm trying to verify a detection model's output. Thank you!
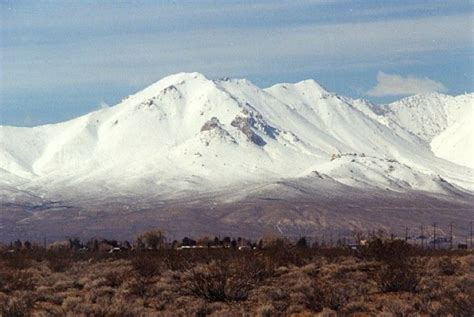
[108, 247, 122, 253]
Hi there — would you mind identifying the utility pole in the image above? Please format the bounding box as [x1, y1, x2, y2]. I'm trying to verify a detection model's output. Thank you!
[449, 222, 453, 250]
[421, 225, 424, 249]
[433, 223, 437, 249]
[405, 226, 409, 243]
[470, 221, 473, 249]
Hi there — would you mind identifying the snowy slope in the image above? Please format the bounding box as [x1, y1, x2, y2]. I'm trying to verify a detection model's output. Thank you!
[0, 73, 472, 205]
[431, 115, 474, 168]
[383, 93, 472, 142]
[379, 93, 474, 168]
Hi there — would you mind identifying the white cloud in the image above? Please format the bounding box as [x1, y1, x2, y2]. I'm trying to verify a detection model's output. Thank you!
[22, 115, 33, 126]
[367, 71, 447, 96]
[98, 101, 109, 109]
[1, 12, 471, 93]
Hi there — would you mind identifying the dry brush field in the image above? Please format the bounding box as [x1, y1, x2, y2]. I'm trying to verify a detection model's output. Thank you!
[0, 238, 473, 316]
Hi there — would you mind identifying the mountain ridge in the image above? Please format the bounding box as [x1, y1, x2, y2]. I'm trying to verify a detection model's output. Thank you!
[1, 72, 473, 241]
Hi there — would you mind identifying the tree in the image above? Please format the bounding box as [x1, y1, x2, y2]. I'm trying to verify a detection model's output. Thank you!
[122, 240, 132, 250]
[135, 238, 145, 250]
[261, 234, 285, 248]
[296, 237, 308, 248]
[171, 240, 179, 249]
[13, 240, 22, 250]
[68, 238, 82, 250]
[136, 230, 166, 250]
[197, 236, 211, 247]
[182, 237, 196, 246]
[23, 240, 32, 250]
[86, 239, 99, 252]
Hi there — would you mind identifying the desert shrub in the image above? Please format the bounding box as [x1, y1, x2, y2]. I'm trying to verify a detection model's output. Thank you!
[161, 250, 194, 271]
[340, 301, 372, 315]
[308, 279, 349, 311]
[264, 247, 313, 267]
[0, 293, 36, 317]
[0, 237, 470, 315]
[102, 270, 126, 288]
[1, 254, 32, 270]
[81, 260, 133, 289]
[124, 276, 147, 298]
[362, 238, 413, 264]
[185, 255, 272, 302]
[443, 278, 474, 317]
[256, 304, 277, 317]
[359, 238, 419, 293]
[35, 293, 64, 306]
[61, 300, 143, 317]
[438, 257, 458, 276]
[131, 253, 161, 277]
[186, 261, 249, 302]
[378, 263, 419, 293]
[440, 293, 474, 317]
[47, 254, 72, 273]
[263, 286, 291, 312]
[0, 270, 36, 293]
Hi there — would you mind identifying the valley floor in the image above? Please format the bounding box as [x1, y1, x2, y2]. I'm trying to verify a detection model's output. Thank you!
[2, 192, 473, 243]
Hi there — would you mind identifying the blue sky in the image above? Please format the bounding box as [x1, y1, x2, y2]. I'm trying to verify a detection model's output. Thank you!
[1, 0, 473, 126]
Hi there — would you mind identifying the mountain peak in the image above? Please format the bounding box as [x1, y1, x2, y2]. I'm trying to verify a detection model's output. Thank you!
[123, 72, 212, 107]
[389, 92, 464, 108]
[266, 78, 330, 96]
[158, 72, 208, 83]
[145, 72, 210, 91]
[294, 78, 327, 90]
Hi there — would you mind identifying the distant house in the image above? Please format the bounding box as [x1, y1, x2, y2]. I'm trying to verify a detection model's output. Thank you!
[108, 247, 122, 253]
[177, 245, 205, 250]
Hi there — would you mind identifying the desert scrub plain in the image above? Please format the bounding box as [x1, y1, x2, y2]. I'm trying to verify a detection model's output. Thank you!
[0, 236, 473, 317]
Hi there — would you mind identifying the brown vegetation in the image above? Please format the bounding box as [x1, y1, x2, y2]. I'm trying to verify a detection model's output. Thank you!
[0, 235, 473, 316]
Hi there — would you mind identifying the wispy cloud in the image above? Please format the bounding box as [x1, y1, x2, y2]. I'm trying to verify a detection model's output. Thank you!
[367, 71, 447, 96]
[2, 12, 471, 92]
[22, 114, 33, 126]
[98, 101, 109, 109]
[1, 1, 472, 125]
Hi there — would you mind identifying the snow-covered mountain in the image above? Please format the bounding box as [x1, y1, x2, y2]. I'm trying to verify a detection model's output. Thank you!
[1, 72, 473, 199]
[0, 72, 472, 240]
